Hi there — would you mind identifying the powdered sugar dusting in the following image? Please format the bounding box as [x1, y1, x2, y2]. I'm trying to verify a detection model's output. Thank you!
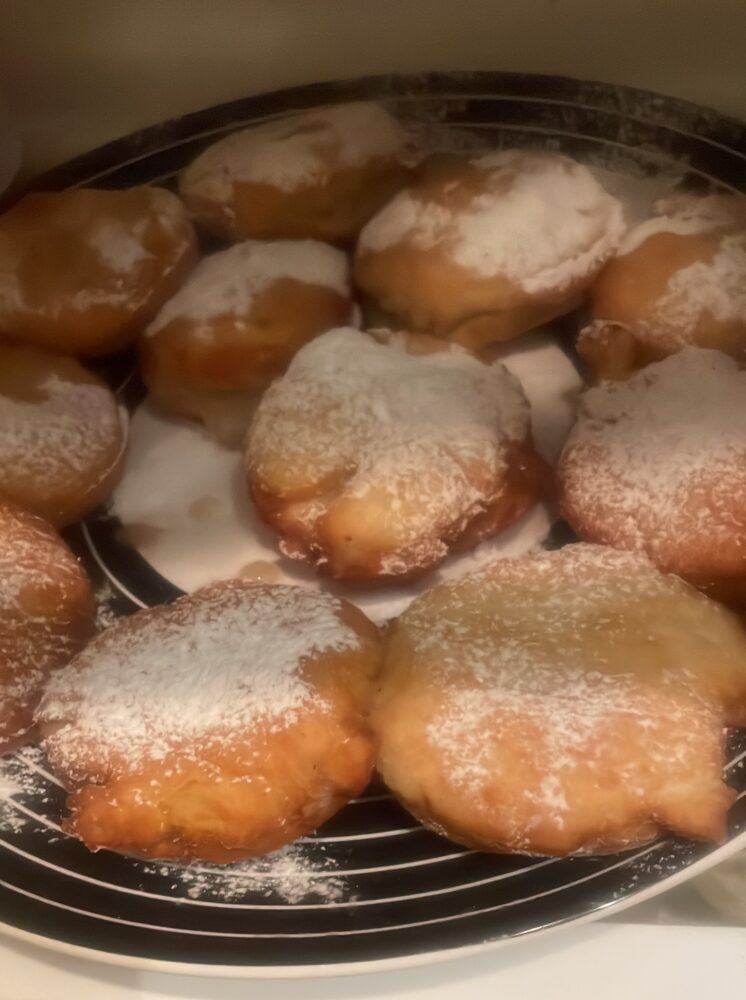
[359, 150, 625, 294]
[144, 843, 348, 904]
[0, 371, 124, 483]
[247, 327, 531, 567]
[37, 582, 362, 770]
[146, 240, 350, 338]
[618, 195, 742, 255]
[559, 348, 746, 554]
[181, 102, 411, 205]
[651, 234, 746, 338]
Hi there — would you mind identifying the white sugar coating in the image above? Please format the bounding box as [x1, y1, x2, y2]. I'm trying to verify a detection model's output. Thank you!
[0, 372, 124, 483]
[151, 843, 348, 904]
[404, 545, 716, 807]
[86, 216, 153, 274]
[618, 195, 743, 255]
[37, 583, 363, 767]
[0, 504, 90, 707]
[560, 348, 746, 551]
[182, 101, 411, 205]
[146, 239, 350, 338]
[247, 327, 531, 563]
[358, 150, 625, 294]
[651, 234, 746, 337]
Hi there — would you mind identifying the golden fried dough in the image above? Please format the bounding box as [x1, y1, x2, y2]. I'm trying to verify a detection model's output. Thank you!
[140, 239, 355, 444]
[0, 186, 197, 356]
[374, 545, 746, 857]
[37, 581, 382, 862]
[354, 151, 624, 348]
[0, 345, 127, 527]
[559, 348, 746, 606]
[0, 501, 94, 753]
[246, 327, 546, 582]
[179, 102, 414, 243]
[578, 195, 746, 379]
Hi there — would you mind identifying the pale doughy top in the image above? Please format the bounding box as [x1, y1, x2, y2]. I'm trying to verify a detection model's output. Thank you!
[180, 102, 411, 209]
[247, 327, 531, 572]
[146, 239, 350, 338]
[37, 582, 364, 771]
[358, 151, 625, 295]
[560, 348, 746, 552]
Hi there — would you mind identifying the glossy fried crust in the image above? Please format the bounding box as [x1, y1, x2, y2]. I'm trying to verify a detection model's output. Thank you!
[0, 502, 94, 753]
[373, 546, 746, 857]
[0, 345, 127, 527]
[246, 329, 547, 582]
[578, 196, 746, 380]
[37, 584, 383, 861]
[0, 187, 197, 356]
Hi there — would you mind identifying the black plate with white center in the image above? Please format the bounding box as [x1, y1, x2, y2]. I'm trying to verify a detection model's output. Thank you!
[0, 72, 745, 977]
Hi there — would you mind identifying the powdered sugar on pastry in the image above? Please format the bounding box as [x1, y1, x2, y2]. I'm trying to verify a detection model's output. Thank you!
[559, 348, 746, 553]
[146, 240, 350, 338]
[182, 102, 411, 207]
[618, 195, 743, 255]
[359, 150, 625, 295]
[247, 327, 532, 571]
[37, 583, 362, 771]
[651, 234, 746, 337]
[0, 373, 125, 482]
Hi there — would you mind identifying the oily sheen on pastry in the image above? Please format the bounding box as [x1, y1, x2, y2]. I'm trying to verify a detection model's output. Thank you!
[559, 348, 746, 606]
[140, 239, 355, 443]
[0, 501, 94, 753]
[37, 581, 382, 862]
[354, 150, 624, 348]
[179, 101, 414, 243]
[0, 344, 127, 527]
[578, 195, 746, 379]
[0, 186, 197, 356]
[245, 327, 546, 582]
[373, 545, 746, 857]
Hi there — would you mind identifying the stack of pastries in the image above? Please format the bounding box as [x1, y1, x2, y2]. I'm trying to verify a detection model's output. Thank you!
[1, 100, 745, 864]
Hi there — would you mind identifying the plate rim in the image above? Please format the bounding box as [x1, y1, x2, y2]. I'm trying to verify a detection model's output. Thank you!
[1, 827, 745, 980]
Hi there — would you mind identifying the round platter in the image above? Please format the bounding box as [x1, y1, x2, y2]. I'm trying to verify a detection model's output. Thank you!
[0, 71, 745, 978]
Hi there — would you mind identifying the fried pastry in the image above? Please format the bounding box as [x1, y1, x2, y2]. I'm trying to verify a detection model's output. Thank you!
[0, 186, 197, 356]
[140, 239, 354, 443]
[354, 150, 625, 348]
[179, 102, 415, 243]
[559, 348, 746, 606]
[245, 327, 546, 582]
[578, 195, 746, 379]
[36, 581, 382, 862]
[373, 545, 746, 857]
[0, 501, 94, 753]
[0, 344, 127, 527]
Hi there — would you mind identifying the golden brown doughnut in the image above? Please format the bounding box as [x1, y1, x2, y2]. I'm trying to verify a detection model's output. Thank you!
[0, 186, 197, 356]
[578, 195, 746, 379]
[0, 344, 127, 527]
[558, 348, 746, 606]
[0, 501, 94, 753]
[179, 102, 415, 243]
[36, 581, 382, 862]
[140, 239, 355, 443]
[373, 545, 746, 857]
[245, 327, 546, 582]
[354, 151, 624, 348]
